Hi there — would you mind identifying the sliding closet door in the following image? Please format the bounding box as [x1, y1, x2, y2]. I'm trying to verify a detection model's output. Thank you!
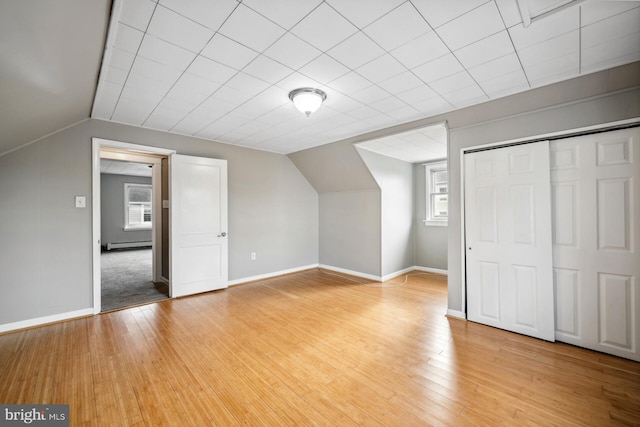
[465, 141, 555, 341]
[551, 127, 639, 361]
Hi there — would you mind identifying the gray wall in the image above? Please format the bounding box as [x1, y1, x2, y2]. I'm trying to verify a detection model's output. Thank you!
[358, 149, 414, 276]
[414, 162, 448, 271]
[289, 138, 382, 276]
[100, 173, 152, 247]
[0, 119, 318, 325]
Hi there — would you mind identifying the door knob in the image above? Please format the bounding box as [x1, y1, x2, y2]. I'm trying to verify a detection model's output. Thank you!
[218, 232, 227, 237]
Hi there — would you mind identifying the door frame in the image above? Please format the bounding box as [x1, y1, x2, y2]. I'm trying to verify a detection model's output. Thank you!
[458, 117, 640, 320]
[91, 138, 175, 314]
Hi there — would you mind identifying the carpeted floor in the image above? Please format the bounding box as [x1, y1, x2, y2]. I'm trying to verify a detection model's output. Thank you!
[101, 248, 168, 312]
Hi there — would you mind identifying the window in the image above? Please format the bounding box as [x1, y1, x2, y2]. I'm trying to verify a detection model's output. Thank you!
[424, 161, 448, 226]
[124, 183, 152, 230]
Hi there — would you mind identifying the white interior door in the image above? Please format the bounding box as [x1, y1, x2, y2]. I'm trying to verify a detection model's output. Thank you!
[551, 127, 639, 361]
[465, 141, 555, 341]
[170, 154, 228, 298]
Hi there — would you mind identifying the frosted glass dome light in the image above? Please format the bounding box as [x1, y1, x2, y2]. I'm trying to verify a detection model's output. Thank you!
[288, 88, 327, 117]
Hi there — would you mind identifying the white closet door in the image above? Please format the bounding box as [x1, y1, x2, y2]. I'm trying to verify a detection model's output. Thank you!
[551, 127, 639, 361]
[465, 141, 555, 341]
[170, 154, 228, 298]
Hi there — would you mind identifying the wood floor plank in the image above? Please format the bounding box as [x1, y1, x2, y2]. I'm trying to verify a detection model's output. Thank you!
[1, 269, 639, 426]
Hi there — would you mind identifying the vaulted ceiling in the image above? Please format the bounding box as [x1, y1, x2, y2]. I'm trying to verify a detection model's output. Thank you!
[1, 0, 639, 158]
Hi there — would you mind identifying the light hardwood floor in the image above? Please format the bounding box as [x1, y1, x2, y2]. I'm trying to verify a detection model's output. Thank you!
[1, 269, 638, 426]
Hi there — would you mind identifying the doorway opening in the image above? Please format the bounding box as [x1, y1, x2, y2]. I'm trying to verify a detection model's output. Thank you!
[92, 138, 175, 313]
[100, 157, 167, 311]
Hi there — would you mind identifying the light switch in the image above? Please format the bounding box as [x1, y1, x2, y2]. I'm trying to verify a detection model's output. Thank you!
[75, 196, 86, 208]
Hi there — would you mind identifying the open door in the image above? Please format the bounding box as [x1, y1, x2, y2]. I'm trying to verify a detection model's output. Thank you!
[170, 154, 228, 298]
[464, 141, 555, 341]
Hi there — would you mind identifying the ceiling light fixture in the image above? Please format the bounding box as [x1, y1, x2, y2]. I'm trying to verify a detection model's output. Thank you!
[288, 88, 327, 117]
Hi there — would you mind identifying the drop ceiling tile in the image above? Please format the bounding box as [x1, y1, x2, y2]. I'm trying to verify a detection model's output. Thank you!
[363, 2, 431, 51]
[581, 7, 640, 49]
[509, 6, 578, 50]
[171, 106, 224, 133]
[351, 85, 391, 104]
[454, 30, 514, 69]
[201, 34, 259, 70]
[130, 56, 182, 84]
[370, 96, 406, 113]
[138, 34, 196, 69]
[518, 30, 579, 78]
[390, 31, 449, 69]
[186, 56, 237, 84]
[430, 71, 477, 94]
[326, 0, 404, 27]
[275, 72, 323, 94]
[110, 48, 136, 71]
[468, 52, 524, 82]
[396, 85, 438, 104]
[518, 30, 580, 68]
[494, 0, 523, 27]
[231, 86, 290, 117]
[385, 105, 423, 122]
[103, 66, 128, 86]
[218, 4, 286, 52]
[325, 94, 365, 114]
[223, 72, 271, 97]
[119, 0, 156, 31]
[327, 31, 386, 70]
[92, 94, 119, 119]
[291, 3, 359, 51]
[478, 68, 529, 97]
[242, 0, 322, 30]
[441, 83, 487, 108]
[436, 2, 505, 51]
[581, 2, 639, 27]
[328, 71, 373, 94]
[378, 71, 425, 94]
[143, 106, 183, 131]
[155, 96, 196, 114]
[264, 33, 321, 70]
[159, 0, 238, 30]
[413, 95, 452, 116]
[356, 54, 405, 84]
[112, 98, 156, 124]
[98, 81, 124, 98]
[411, 0, 488, 28]
[581, 30, 640, 74]
[347, 105, 382, 120]
[300, 54, 350, 84]
[113, 23, 144, 54]
[243, 55, 294, 84]
[167, 73, 221, 106]
[412, 54, 464, 84]
[147, 5, 214, 53]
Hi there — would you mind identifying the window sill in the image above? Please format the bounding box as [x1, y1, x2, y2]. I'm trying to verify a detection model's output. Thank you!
[423, 220, 448, 227]
[124, 226, 152, 231]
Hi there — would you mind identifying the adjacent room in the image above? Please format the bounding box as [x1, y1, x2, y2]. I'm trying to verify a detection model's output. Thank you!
[1, 0, 639, 425]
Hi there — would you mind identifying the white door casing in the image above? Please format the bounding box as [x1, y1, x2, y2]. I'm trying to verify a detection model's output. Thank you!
[551, 127, 639, 361]
[170, 154, 228, 298]
[465, 141, 555, 341]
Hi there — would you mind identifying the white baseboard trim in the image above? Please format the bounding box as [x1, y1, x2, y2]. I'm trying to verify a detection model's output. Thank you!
[318, 264, 382, 282]
[446, 309, 466, 319]
[0, 308, 94, 334]
[412, 266, 448, 276]
[158, 276, 170, 285]
[381, 266, 416, 282]
[228, 264, 320, 287]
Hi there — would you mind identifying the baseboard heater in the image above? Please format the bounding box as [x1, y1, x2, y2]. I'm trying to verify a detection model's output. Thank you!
[106, 241, 152, 250]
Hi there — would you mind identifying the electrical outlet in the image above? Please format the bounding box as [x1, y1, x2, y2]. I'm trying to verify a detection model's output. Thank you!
[251, 252, 256, 261]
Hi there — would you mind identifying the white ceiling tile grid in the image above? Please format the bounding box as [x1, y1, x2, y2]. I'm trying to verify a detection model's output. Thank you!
[92, 0, 640, 161]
